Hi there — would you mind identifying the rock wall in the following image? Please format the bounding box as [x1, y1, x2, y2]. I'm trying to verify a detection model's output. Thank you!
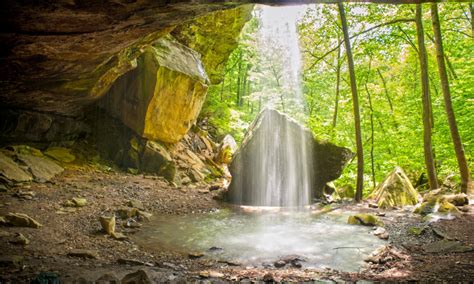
[172, 5, 254, 84]
[101, 37, 209, 144]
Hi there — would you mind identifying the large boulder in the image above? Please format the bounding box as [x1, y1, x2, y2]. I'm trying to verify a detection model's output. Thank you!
[172, 5, 254, 84]
[228, 109, 353, 206]
[101, 37, 209, 144]
[0, 152, 32, 184]
[369, 167, 419, 208]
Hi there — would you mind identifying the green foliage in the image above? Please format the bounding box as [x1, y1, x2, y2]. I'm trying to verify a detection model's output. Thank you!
[201, 3, 473, 196]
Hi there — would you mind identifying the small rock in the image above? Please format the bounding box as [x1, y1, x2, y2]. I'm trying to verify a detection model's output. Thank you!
[5, 212, 42, 228]
[199, 271, 210, 278]
[121, 270, 151, 284]
[118, 258, 147, 266]
[209, 185, 220, 191]
[0, 184, 7, 192]
[137, 210, 152, 221]
[9, 233, 30, 245]
[95, 273, 120, 284]
[63, 200, 75, 207]
[207, 246, 223, 252]
[347, 213, 383, 226]
[0, 216, 8, 225]
[68, 249, 98, 259]
[290, 260, 302, 268]
[72, 197, 87, 207]
[116, 208, 138, 219]
[263, 272, 275, 282]
[128, 200, 145, 210]
[376, 212, 386, 217]
[13, 191, 36, 200]
[110, 232, 127, 240]
[373, 227, 389, 240]
[368, 203, 379, 208]
[198, 189, 209, 194]
[188, 252, 204, 259]
[99, 216, 115, 235]
[274, 260, 286, 268]
[0, 230, 12, 237]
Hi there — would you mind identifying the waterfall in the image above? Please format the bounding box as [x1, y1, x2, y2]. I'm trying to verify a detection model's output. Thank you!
[228, 5, 314, 207]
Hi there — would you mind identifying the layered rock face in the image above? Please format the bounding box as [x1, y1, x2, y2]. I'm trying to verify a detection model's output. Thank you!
[228, 109, 353, 206]
[101, 37, 209, 144]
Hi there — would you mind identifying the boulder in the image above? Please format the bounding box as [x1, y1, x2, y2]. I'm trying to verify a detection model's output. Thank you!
[101, 37, 209, 144]
[337, 184, 355, 199]
[172, 5, 254, 84]
[16, 154, 63, 182]
[0, 151, 32, 183]
[228, 109, 353, 206]
[369, 167, 419, 208]
[5, 213, 42, 228]
[121, 270, 152, 284]
[140, 141, 176, 182]
[44, 147, 76, 163]
[348, 214, 384, 227]
[215, 134, 237, 165]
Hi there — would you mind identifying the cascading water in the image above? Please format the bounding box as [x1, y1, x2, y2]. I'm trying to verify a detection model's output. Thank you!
[228, 5, 313, 207]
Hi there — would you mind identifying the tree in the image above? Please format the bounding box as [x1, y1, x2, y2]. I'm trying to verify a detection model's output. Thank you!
[431, 3, 472, 193]
[415, 4, 438, 190]
[338, 2, 364, 202]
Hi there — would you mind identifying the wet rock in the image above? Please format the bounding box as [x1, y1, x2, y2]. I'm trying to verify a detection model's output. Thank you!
[368, 203, 378, 209]
[33, 272, 61, 284]
[72, 197, 87, 207]
[68, 249, 98, 259]
[273, 260, 286, 268]
[137, 211, 153, 222]
[347, 213, 383, 227]
[95, 273, 120, 284]
[369, 167, 418, 208]
[121, 269, 152, 284]
[0, 151, 33, 184]
[215, 134, 237, 165]
[16, 153, 63, 182]
[13, 190, 36, 200]
[437, 200, 461, 215]
[423, 240, 473, 253]
[0, 255, 24, 267]
[5, 212, 42, 228]
[99, 216, 115, 235]
[290, 260, 303, 268]
[188, 252, 204, 259]
[44, 147, 76, 163]
[9, 233, 30, 245]
[228, 109, 353, 206]
[128, 200, 145, 211]
[207, 246, 223, 252]
[414, 199, 438, 215]
[373, 227, 389, 240]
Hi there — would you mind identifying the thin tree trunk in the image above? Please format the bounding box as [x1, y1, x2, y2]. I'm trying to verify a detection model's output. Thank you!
[432, 3, 472, 193]
[416, 4, 439, 190]
[376, 69, 394, 113]
[470, 3, 474, 37]
[220, 76, 225, 102]
[338, 2, 364, 202]
[236, 53, 242, 106]
[241, 66, 248, 107]
[332, 36, 342, 128]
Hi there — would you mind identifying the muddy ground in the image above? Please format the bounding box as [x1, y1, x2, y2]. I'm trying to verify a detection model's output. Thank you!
[0, 163, 473, 283]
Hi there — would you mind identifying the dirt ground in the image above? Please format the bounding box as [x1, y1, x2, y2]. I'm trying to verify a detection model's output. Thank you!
[0, 163, 473, 283]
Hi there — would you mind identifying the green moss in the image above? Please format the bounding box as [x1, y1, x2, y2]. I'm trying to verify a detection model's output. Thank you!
[347, 214, 384, 226]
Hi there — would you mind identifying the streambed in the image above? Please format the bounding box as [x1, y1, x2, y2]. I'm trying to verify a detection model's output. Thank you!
[133, 207, 385, 272]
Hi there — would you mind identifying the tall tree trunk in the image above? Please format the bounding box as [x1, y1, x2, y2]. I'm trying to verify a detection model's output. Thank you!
[332, 36, 342, 128]
[365, 84, 376, 190]
[432, 3, 472, 193]
[241, 66, 248, 107]
[416, 4, 439, 190]
[338, 2, 364, 202]
[236, 53, 242, 106]
[220, 76, 225, 102]
[376, 68, 394, 113]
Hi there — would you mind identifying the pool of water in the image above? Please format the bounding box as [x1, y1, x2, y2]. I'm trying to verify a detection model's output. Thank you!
[133, 207, 385, 272]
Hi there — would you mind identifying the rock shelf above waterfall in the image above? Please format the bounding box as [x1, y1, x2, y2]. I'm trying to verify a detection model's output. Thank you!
[228, 109, 353, 206]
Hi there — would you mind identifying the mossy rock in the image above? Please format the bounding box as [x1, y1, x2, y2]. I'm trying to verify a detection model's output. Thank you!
[337, 185, 355, 199]
[369, 167, 418, 208]
[414, 199, 438, 215]
[437, 200, 461, 215]
[347, 214, 384, 227]
[44, 147, 75, 163]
